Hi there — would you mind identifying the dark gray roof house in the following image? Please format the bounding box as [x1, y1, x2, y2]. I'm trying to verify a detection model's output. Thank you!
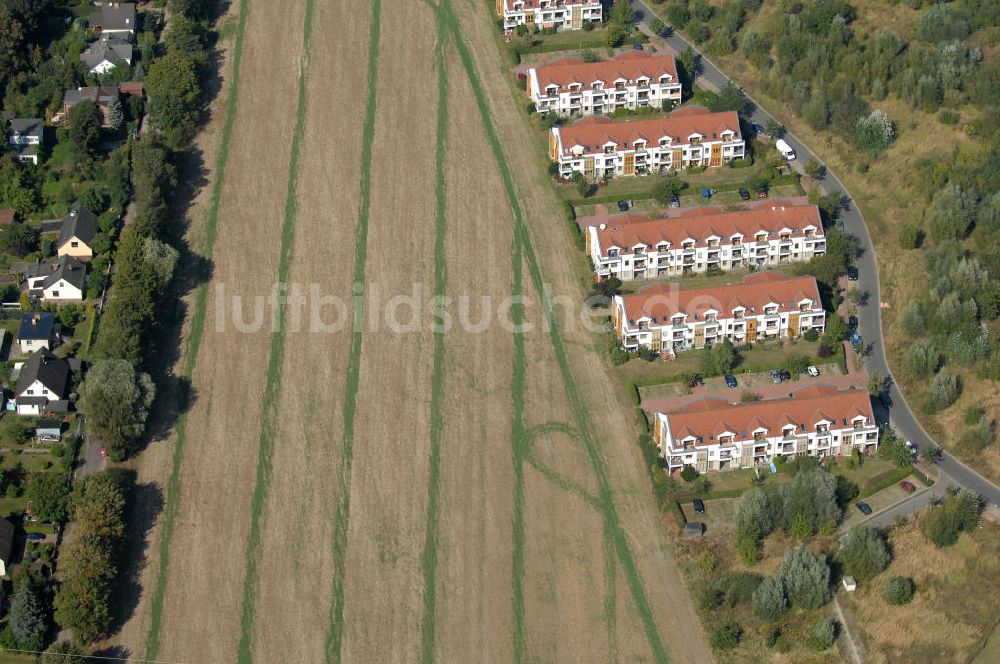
[14, 349, 70, 399]
[7, 118, 43, 164]
[17, 312, 56, 343]
[23, 256, 87, 299]
[92, 3, 138, 36]
[80, 35, 133, 73]
[57, 206, 99, 254]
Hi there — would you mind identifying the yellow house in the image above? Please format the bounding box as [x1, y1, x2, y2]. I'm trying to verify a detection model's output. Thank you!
[56, 207, 99, 259]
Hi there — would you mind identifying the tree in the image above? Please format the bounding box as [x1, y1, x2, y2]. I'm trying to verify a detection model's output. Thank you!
[881, 576, 915, 605]
[106, 97, 124, 131]
[855, 109, 896, 157]
[680, 464, 699, 482]
[838, 527, 890, 581]
[605, 24, 627, 48]
[804, 159, 824, 179]
[652, 175, 685, 204]
[42, 641, 88, 664]
[780, 468, 841, 535]
[777, 547, 830, 610]
[752, 576, 787, 620]
[906, 340, 938, 377]
[823, 313, 848, 345]
[765, 119, 784, 137]
[702, 338, 738, 376]
[8, 580, 47, 650]
[77, 359, 156, 460]
[925, 489, 981, 546]
[1, 222, 38, 257]
[867, 370, 886, 396]
[809, 617, 836, 651]
[928, 186, 978, 241]
[68, 99, 102, 157]
[708, 82, 746, 114]
[709, 622, 742, 651]
[145, 50, 201, 146]
[650, 18, 666, 36]
[25, 472, 70, 523]
[898, 222, 923, 249]
[928, 367, 960, 411]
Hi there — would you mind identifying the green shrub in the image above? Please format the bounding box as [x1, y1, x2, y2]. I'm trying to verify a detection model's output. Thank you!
[752, 576, 787, 620]
[709, 622, 743, 651]
[882, 576, 915, 605]
[803, 328, 819, 342]
[809, 617, 836, 651]
[680, 465, 699, 482]
[838, 527, 890, 581]
[719, 572, 763, 606]
[697, 550, 719, 574]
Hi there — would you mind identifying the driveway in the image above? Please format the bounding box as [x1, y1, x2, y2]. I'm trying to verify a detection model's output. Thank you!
[630, 0, 1000, 505]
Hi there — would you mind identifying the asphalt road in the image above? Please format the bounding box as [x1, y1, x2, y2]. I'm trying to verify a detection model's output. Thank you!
[631, 0, 1000, 506]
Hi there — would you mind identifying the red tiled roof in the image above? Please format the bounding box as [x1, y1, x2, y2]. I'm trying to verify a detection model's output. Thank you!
[556, 109, 741, 153]
[620, 272, 821, 322]
[661, 386, 874, 442]
[594, 205, 823, 251]
[503, 0, 598, 9]
[533, 52, 678, 91]
[0, 209, 13, 226]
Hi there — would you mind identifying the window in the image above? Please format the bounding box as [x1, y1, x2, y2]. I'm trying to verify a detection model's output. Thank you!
[71, 241, 79, 247]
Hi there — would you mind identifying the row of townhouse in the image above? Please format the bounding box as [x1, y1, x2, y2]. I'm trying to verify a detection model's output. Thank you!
[528, 52, 682, 116]
[549, 107, 745, 179]
[650, 385, 880, 473]
[612, 271, 826, 355]
[496, 0, 603, 31]
[585, 204, 827, 281]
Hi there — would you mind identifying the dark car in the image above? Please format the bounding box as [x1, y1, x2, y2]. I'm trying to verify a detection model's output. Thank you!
[779, 370, 792, 381]
[617, 200, 629, 212]
[693, 499, 705, 514]
[752, 122, 767, 136]
[847, 266, 859, 281]
[856, 502, 873, 515]
[670, 194, 680, 208]
[25, 532, 45, 542]
[633, 43, 644, 51]
[899, 481, 916, 494]
[738, 188, 751, 201]
[770, 369, 782, 384]
[848, 315, 858, 330]
[725, 374, 737, 388]
[879, 391, 892, 409]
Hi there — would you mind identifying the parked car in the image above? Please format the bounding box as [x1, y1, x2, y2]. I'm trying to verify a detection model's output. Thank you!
[807, 365, 820, 377]
[848, 315, 858, 330]
[899, 481, 916, 494]
[847, 266, 859, 281]
[693, 498, 705, 514]
[756, 189, 768, 199]
[779, 369, 792, 381]
[856, 501, 873, 515]
[770, 369, 782, 384]
[904, 440, 917, 457]
[633, 43, 644, 51]
[752, 122, 767, 136]
[670, 195, 680, 208]
[879, 391, 892, 409]
[25, 532, 45, 542]
[617, 200, 630, 212]
[725, 374, 737, 388]
[738, 188, 751, 201]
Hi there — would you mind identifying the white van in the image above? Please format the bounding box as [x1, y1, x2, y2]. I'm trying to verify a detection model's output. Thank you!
[775, 138, 796, 160]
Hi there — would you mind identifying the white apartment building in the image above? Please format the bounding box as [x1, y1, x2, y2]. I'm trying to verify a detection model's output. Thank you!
[549, 107, 744, 179]
[612, 272, 826, 354]
[650, 385, 879, 473]
[528, 52, 682, 116]
[586, 205, 827, 281]
[496, 0, 603, 31]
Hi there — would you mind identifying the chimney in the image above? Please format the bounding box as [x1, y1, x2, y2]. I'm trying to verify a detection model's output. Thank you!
[599, 223, 606, 230]
[33, 313, 40, 324]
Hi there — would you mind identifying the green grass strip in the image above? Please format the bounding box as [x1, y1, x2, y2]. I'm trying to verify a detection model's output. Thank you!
[143, 1, 251, 659]
[234, 0, 316, 660]
[323, 1, 382, 661]
[510, 230, 528, 662]
[441, 2, 669, 661]
[419, 10, 449, 663]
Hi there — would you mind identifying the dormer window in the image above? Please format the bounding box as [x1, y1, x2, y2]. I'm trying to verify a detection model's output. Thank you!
[608, 248, 619, 258]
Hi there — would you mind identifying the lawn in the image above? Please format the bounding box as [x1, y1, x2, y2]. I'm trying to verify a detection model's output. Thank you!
[511, 24, 647, 57]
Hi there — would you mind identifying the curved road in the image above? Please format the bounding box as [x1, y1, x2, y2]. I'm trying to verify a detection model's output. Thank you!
[631, 0, 1000, 506]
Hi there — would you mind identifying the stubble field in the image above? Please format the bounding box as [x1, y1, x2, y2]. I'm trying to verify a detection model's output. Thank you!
[115, 0, 711, 662]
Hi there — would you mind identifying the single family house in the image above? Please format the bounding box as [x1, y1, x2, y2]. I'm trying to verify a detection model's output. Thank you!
[17, 312, 58, 354]
[57, 207, 100, 259]
[23, 256, 87, 303]
[7, 118, 44, 165]
[14, 349, 71, 416]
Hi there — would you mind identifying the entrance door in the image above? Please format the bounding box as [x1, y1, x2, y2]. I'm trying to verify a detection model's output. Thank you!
[789, 313, 800, 338]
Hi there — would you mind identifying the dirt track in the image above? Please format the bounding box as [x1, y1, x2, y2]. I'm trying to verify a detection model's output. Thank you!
[117, 0, 711, 661]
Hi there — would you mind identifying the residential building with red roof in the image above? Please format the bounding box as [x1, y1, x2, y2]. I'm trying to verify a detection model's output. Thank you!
[527, 52, 681, 116]
[549, 107, 744, 179]
[651, 385, 878, 473]
[495, 0, 602, 31]
[611, 272, 826, 354]
[586, 204, 826, 280]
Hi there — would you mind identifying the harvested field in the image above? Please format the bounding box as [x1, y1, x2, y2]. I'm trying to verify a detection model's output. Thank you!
[115, 0, 711, 661]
